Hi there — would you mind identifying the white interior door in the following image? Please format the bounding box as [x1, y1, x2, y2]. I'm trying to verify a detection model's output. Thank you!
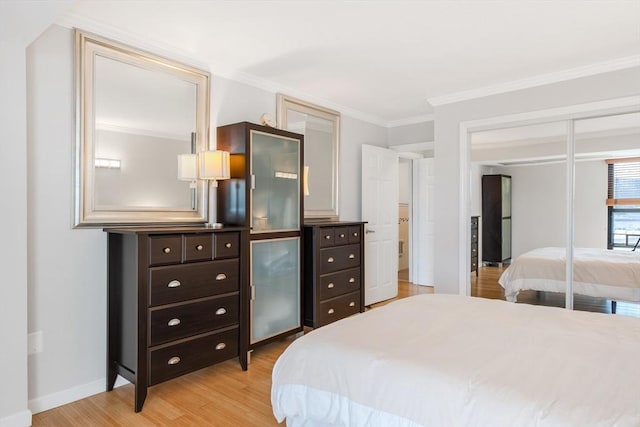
[411, 158, 435, 285]
[361, 144, 399, 305]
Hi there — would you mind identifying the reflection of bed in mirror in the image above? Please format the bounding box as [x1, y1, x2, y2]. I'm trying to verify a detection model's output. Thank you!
[272, 294, 640, 426]
[499, 247, 640, 305]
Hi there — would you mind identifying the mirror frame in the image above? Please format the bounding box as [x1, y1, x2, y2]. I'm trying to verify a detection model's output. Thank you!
[74, 29, 211, 227]
[277, 94, 340, 220]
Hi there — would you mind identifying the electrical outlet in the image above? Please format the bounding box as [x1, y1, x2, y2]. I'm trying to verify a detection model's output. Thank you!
[28, 331, 43, 355]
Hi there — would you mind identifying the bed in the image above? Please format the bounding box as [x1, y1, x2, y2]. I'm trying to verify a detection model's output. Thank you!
[271, 294, 640, 427]
[498, 247, 640, 304]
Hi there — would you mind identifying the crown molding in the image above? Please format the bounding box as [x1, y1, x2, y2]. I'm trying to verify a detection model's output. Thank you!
[428, 55, 640, 107]
[55, 12, 211, 71]
[387, 114, 434, 128]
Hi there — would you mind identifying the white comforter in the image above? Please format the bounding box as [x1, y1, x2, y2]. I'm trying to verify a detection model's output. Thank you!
[499, 247, 640, 302]
[272, 294, 640, 427]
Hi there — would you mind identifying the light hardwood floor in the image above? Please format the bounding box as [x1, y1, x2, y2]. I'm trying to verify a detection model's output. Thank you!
[32, 271, 637, 426]
[32, 281, 430, 426]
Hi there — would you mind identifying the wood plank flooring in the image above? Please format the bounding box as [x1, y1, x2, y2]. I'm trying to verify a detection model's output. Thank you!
[32, 271, 638, 426]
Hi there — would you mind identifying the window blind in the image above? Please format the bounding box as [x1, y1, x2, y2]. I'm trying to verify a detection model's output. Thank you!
[607, 158, 640, 206]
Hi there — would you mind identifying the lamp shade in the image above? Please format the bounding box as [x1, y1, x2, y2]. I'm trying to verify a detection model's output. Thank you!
[303, 165, 310, 196]
[199, 150, 230, 180]
[177, 153, 198, 181]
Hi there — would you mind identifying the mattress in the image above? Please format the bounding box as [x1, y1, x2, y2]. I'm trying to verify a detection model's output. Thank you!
[272, 294, 640, 427]
[499, 247, 640, 302]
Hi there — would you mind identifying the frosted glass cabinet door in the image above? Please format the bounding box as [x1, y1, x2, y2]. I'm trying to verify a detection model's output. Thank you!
[251, 130, 301, 233]
[250, 238, 301, 344]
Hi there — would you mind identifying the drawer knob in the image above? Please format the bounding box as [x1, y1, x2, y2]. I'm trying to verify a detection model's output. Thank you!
[472, 234, 477, 239]
[353, 232, 358, 237]
[349, 277, 355, 283]
[216, 273, 227, 281]
[349, 301, 355, 307]
[196, 244, 204, 251]
[168, 356, 181, 365]
[167, 280, 181, 288]
[339, 233, 345, 238]
[167, 318, 181, 327]
[327, 308, 335, 315]
[324, 235, 331, 240]
[348, 254, 355, 259]
[215, 308, 227, 315]
[215, 343, 227, 350]
[327, 283, 334, 289]
[327, 257, 334, 263]
[225, 242, 232, 248]
[163, 247, 171, 254]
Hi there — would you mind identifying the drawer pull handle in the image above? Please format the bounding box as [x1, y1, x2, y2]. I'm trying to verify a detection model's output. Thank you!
[167, 280, 181, 288]
[348, 254, 355, 259]
[167, 318, 181, 327]
[349, 301, 356, 307]
[327, 308, 335, 315]
[324, 235, 331, 240]
[168, 356, 181, 365]
[196, 244, 204, 251]
[215, 343, 226, 350]
[349, 277, 355, 283]
[225, 242, 232, 248]
[163, 247, 171, 254]
[216, 273, 227, 281]
[339, 233, 345, 238]
[327, 257, 334, 263]
[327, 283, 334, 289]
[215, 308, 227, 315]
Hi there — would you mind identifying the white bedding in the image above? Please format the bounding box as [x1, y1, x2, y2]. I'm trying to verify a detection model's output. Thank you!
[498, 247, 640, 303]
[272, 294, 640, 427]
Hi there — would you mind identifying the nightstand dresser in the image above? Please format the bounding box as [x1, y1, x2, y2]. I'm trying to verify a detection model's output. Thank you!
[105, 226, 247, 412]
[303, 222, 366, 328]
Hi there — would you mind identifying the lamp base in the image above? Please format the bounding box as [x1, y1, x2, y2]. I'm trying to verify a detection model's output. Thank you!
[206, 222, 223, 229]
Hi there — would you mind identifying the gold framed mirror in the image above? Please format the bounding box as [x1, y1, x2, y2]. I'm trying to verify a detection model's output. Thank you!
[277, 94, 340, 220]
[74, 30, 210, 227]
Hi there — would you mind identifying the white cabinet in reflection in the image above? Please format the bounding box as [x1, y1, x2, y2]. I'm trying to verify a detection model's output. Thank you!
[217, 122, 304, 351]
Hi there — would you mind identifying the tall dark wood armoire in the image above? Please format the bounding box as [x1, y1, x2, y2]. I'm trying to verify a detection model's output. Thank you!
[481, 174, 511, 266]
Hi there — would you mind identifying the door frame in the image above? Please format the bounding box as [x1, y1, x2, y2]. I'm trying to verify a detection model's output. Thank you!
[392, 142, 434, 284]
[458, 96, 640, 298]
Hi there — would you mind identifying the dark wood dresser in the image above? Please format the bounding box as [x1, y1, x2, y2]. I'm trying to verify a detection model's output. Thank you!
[105, 226, 248, 412]
[471, 216, 479, 276]
[303, 222, 366, 328]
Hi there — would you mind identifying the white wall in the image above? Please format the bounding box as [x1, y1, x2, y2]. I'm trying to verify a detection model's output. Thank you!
[387, 120, 434, 145]
[434, 67, 640, 294]
[1, 2, 74, 425]
[25, 24, 388, 413]
[500, 160, 607, 259]
[0, 40, 31, 427]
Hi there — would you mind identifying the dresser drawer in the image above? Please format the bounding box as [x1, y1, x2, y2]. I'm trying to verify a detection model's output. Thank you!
[320, 244, 360, 274]
[149, 327, 238, 386]
[319, 268, 361, 300]
[149, 294, 239, 346]
[317, 291, 360, 327]
[149, 236, 182, 266]
[319, 228, 335, 248]
[214, 232, 240, 259]
[149, 259, 239, 306]
[333, 227, 349, 245]
[348, 226, 361, 243]
[184, 234, 213, 262]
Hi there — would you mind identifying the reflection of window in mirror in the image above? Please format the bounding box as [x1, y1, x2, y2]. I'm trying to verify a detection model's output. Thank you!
[277, 94, 340, 220]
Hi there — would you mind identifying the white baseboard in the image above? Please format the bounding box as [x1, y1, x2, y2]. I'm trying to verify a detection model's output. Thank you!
[28, 375, 130, 414]
[0, 409, 32, 427]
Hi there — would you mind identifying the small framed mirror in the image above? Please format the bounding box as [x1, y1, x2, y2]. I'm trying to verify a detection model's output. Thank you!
[277, 94, 340, 220]
[74, 30, 210, 227]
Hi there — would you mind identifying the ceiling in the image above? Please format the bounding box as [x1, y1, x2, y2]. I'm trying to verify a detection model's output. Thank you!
[58, 0, 640, 125]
